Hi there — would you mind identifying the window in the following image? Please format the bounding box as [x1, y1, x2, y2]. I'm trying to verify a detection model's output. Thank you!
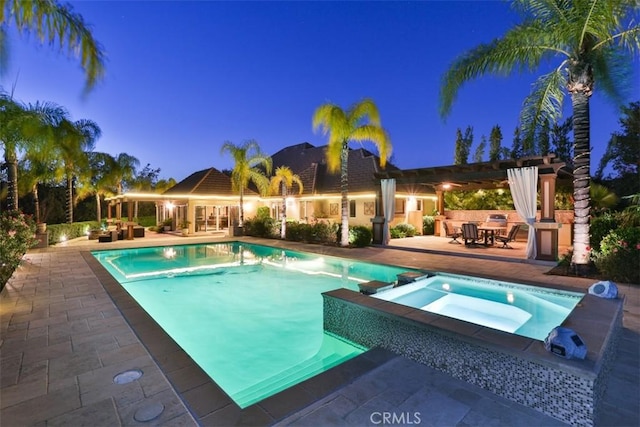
[395, 199, 405, 214]
[349, 200, 356, 217]
[417, 200, 422, 211]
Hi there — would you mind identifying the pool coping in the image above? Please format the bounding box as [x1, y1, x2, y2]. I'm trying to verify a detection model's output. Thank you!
[80, 250, 398, 425]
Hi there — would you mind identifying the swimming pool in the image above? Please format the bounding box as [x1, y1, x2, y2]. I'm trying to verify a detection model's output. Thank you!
[372, 273, 584, 340]
[91, 242, 417, 408]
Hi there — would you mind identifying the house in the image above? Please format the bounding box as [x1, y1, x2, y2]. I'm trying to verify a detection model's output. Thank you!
[265, 142, 437, 229]
[106, 142, 437, 235]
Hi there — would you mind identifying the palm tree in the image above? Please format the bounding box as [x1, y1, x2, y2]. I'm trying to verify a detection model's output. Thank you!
[18, 141, 59, 224]
[0, 93, 66, 211]
[312, 98, 392, 247]
[0, 93, 34, 211]
[270, 166, 303, 239]
[220, 140, 272, 227]
[1, 0, 106, 93]
[439, 0, 640, 272]
[52, 118, 101, 223]
[75, 151, 118, 223]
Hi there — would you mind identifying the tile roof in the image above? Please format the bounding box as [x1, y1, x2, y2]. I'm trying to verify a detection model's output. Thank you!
[163, 167, 258, 197]
[271, 142, 401, 194]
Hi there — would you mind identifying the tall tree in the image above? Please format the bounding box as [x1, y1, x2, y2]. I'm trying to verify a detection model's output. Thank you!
[0, 93, 65, 211]
[453, 126, 473, 165]
[270, 166, 303, 239]
[220, 140, 272, 227]
[0, 0, 106, 93]
[312, 98, 391, 247]
[596, 101, 639, 180]
[75, 151, 118, 223]
[440, 0, 640, 272]
[510, 127, 524, 159]
[52, 118, 101, 223]
[489, 125, 503, 161]
[473, 135, 487, 163]
[129, 163, 160, 218]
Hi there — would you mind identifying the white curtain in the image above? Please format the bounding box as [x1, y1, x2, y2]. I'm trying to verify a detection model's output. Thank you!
[381, 179, 396, 245]
[507, 167, 538, 259]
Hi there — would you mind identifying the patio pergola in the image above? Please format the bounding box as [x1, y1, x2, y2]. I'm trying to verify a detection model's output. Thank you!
[374, 154, 573, 260]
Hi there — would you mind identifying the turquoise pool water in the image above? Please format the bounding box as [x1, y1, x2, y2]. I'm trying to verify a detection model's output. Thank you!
[92, 242, 416, 408]
[372, 273, 584, 340]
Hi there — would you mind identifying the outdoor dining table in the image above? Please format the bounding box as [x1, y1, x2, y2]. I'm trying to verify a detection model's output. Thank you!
[477, 226, 507, 246]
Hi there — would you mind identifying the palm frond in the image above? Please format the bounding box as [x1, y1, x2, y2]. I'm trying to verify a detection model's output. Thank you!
[312, 103, 349, 138]
[0, 27, 8, 77]
[350, 125, 392, 167]
[325, 137, 344, 174]
[591, 48, 634, 104]
[348, 98, 381, 127]
[440, 21, 568, 117]
[519, 68, 567, 143]
[247, 169, 270, 196]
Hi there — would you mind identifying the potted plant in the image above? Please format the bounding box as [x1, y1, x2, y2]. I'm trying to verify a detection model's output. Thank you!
[162, 218, 173, 232]
[180, 220, 191, 236]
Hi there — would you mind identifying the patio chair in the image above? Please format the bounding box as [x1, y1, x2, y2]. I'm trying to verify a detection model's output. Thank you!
[443, 222, 461, 244]
[461, 223, 480, 246]
[495, 224, 521, 249]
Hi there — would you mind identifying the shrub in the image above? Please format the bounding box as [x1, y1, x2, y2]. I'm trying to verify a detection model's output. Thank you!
[592, 226, 640, 284]
[590, 213, 619, 252]
[335, 224, 372, 247]
[286, 221, 336, 244]
[1, 211, 38, 290]
[350, 225, 372, 247]
[390, 223, 417, 238]
[284, 221, 305, 241]
[422, 216, 435, 235]
[47, 221, 100, 245]
[256, 206, 271, 220]
[243, 215, 277, 238]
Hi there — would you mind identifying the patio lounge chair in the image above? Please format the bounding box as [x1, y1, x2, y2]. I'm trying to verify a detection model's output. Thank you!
[443, 222, 461, 244]
[495, 224, 521, 249]
[461, 223, 480, 246]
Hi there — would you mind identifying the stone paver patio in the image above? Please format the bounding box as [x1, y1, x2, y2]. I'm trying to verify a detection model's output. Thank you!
[1, 233, 638, 426]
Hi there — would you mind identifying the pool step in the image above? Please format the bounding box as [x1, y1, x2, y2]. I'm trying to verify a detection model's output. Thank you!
[233, 348, 362, 408]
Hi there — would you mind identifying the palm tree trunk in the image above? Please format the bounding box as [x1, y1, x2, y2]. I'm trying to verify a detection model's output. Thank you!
[281, 181, 287, 239]
[340, 141, 349, 247]
[239, 188, 244, 227]
[66, 175, 74, 223]
[570, 91, 591, 273]
[96, 193, 102, 223]
[5, 148, 19, 211]
[33, 184, 40, 224]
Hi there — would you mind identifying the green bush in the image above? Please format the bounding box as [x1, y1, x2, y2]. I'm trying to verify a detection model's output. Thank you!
[286, 221, 336, 244]
[593, 226, 640, 284]
[422, 216, 435, 235]
[47, 221, 100, 245]
[256, 206, 271, 220]
[243, 215, 278, 238]
[349, 225, 372, 247]
[590, 213, 619, 252]
[1, 211, 38, 290]
[390, 223, 417, 238]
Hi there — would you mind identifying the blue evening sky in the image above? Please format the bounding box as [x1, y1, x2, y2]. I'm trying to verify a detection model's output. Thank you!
[2, 1, 638, 182]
